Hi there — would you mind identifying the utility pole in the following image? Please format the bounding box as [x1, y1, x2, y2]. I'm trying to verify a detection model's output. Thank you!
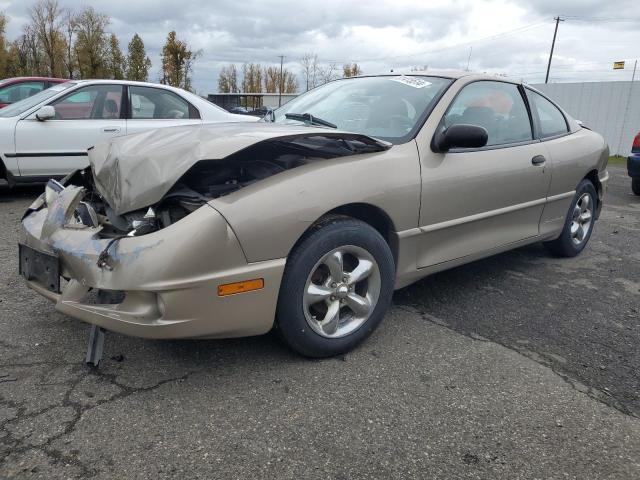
[278, 55, 285, 107]
[466, 46, 473, 71]
[545, 16, 564, 84]
[617, 59, 637, 155]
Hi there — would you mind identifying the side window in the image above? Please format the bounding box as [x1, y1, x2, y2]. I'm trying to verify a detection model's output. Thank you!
[0, 82, 45, 104]
[129, 86, 193, 119]
[527, 90, 569, 138]
[51, 85, 123, 120]
[443, 81, 533, 147]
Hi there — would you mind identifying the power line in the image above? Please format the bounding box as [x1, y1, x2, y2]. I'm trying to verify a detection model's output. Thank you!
[326, 20, 551, 65]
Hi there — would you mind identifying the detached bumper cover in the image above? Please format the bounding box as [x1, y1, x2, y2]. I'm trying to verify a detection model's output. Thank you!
[20, 186, 285, 339]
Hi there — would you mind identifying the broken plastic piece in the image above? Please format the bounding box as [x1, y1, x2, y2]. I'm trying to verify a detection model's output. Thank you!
[85, 325, 105, 367]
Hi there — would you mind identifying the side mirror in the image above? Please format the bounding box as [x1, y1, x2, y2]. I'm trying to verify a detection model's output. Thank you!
[432, 123, 488, 152]
[35, 105, 56, 121]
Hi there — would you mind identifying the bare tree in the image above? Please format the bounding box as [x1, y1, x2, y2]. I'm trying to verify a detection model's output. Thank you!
[299, 52, 319, 91]
[30, 0, 66, 77]
[318, 62, 339, 85]
[62, 9, 76, 78]
[23, 24, 44, 76]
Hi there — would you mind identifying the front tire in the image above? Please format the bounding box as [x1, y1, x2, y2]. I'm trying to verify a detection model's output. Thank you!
[544, 179, 597, 257]
[276, 216, 395, 358]
[632, 177, 640, 196]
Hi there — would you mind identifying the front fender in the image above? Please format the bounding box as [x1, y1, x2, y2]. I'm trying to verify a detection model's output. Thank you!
[209, 141, 421, 263]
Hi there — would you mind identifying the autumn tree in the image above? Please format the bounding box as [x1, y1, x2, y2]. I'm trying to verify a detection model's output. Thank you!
[263, 65, 279, 93]
[283, 71, 297, 93]
[106, 33, 125, 79]
[241, 63, 263, 93]
[29, 0, 67, 77]
[263, 65, 297, 93]
[0, 13, 8, 77]
[160, 31, 199, 90]
[342, 62, 362, 77]
[218, 64, 239, 93]
[74, 6, 109, 78]
[126, 33, 151, 81]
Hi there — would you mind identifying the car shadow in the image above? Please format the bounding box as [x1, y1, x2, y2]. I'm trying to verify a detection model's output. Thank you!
[0, 182, 44, 202]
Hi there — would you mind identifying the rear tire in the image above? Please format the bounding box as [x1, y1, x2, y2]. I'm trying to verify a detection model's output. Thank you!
[632, 177, 640, 196]
[276, 216, 395, 358]
[544, 179, 597, 257]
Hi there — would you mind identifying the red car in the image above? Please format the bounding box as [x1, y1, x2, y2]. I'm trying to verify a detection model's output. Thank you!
[0, 77, 68, 108]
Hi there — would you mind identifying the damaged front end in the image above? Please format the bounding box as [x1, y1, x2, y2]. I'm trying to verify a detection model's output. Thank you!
[19, 124, 390, 339]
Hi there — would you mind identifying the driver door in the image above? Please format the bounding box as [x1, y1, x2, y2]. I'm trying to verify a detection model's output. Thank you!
[15, 84, 126, 177]
[416, 80, 552, 267]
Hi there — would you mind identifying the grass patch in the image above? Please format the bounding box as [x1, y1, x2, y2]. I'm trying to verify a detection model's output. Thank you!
[608, 155, 627, 166]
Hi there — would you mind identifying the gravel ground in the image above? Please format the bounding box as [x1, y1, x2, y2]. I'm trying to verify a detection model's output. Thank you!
[1, 165, 639, 479]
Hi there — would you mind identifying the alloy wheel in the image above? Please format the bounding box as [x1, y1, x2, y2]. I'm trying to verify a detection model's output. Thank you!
[570, 192, 593, 245]
[302, 245, 381, 338]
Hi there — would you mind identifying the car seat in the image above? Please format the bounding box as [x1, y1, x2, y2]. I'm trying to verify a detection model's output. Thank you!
[104, 99, 119, 119]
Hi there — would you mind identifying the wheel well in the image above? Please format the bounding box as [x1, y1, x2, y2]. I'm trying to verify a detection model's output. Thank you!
[324, 203, 398, 265]
[584, 169, 601, 200]
[0, 157, 6, 182]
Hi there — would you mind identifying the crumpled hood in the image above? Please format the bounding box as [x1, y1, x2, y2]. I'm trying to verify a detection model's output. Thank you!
[89, 122, 390, 215]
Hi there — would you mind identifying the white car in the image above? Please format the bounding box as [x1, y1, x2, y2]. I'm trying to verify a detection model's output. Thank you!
[0, 79, 255, 184]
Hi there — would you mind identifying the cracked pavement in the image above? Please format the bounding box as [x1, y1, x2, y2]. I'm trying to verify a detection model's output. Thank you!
[1, 165, 639, 479]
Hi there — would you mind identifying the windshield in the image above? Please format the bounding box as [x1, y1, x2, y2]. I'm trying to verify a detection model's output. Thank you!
[0, 82, 75, 118]
[272, 75, 452, 143]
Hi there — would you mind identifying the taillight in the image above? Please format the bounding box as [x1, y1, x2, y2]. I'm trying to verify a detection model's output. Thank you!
[633, 132, 640, 151]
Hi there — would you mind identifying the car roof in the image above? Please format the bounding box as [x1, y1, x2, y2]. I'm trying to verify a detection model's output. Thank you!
[1, 76, 67, 83]
[73, 79, 192, 92]
[346, 71, 524, 85]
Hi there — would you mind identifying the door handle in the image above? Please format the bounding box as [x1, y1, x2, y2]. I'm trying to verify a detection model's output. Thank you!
[102, 127, 120, 133]
[531, 155, 546, 166]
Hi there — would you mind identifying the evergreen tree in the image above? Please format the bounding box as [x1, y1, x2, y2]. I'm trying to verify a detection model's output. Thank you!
[106, 33, 125, 79]
[126, 33, 150, 81]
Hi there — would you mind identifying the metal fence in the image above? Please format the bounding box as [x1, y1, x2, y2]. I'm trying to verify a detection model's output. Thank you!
[532, 81, 640, 156]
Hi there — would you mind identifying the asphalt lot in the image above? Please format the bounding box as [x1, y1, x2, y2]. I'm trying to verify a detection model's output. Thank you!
[1, 164, 639, 479]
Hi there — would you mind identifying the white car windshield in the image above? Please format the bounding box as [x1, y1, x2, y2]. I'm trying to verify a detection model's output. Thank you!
[0, 82, 75, 118]
[272, 75, 452, 143]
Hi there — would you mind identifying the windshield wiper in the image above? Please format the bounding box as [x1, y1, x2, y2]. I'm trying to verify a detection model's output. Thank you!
[284, 112, 337, 129]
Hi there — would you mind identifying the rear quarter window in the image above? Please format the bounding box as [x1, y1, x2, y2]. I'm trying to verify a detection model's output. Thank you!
[527, 90, 569, 138]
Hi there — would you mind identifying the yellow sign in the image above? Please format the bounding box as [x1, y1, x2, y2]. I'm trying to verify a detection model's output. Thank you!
[613, 61, 625, 70]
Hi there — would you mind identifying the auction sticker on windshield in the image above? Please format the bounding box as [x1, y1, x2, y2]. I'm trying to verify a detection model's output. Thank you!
[390, 75, 432, 88]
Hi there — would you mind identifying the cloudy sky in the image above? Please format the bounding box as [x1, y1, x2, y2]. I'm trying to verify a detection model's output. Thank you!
[1, 0, 639, 94]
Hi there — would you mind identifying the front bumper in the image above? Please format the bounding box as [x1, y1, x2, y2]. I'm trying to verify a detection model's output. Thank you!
[628, 153, 640, 178]
[20, 187, 285, 339]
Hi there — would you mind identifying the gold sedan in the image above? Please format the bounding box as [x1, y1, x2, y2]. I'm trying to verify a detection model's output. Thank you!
[20, 72, 609, 357]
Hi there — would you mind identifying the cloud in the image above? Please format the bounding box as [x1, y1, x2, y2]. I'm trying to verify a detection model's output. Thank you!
[1, 0, 639, 92]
